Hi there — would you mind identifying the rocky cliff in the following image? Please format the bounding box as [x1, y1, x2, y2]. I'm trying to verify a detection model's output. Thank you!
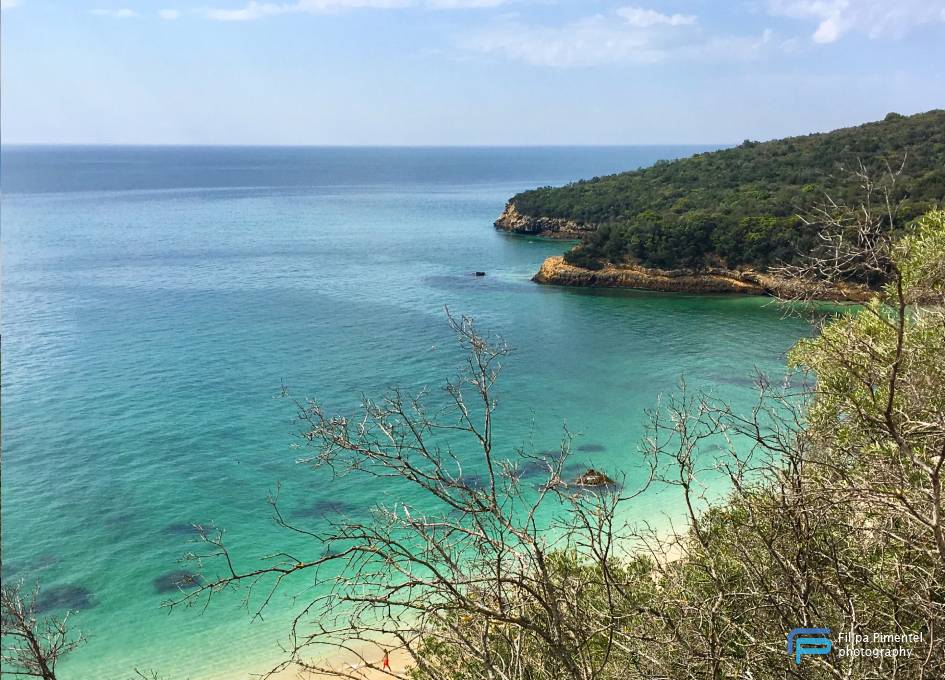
[532, 256, 872, 302]
[494, 202, 594, 239]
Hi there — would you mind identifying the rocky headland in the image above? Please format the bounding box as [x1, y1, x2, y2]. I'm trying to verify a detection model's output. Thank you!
[495, 202, 873, 301]
[532, 256, 873, 302]
[492, 112, 945, 302]
[494, 202, 593, 239]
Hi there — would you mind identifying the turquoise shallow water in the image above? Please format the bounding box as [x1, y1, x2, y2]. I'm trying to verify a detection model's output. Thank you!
[1, 146, 810, 678]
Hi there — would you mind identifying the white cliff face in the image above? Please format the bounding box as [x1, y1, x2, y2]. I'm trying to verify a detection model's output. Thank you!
[493, 202, 594, 239]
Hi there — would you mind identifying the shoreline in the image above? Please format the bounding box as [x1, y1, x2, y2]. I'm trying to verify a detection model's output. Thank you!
[265, 645, 413, 679]
[496, 203, 873, 302]
[230, 505, 689, 680]
[493, 202, 591, 239]
[531, 255, 874, 302]
[200, 639, 413, 680]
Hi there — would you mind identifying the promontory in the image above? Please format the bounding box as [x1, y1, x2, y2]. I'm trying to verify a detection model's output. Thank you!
[495, 110, 945, 299]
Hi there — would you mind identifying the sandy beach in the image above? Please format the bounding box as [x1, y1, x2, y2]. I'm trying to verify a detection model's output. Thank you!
[265, 646, 413, 680]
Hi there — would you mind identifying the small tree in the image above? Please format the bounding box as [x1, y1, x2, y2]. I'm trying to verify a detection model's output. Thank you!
[0, 582, 85, 680]
[171, 313, 649, 679]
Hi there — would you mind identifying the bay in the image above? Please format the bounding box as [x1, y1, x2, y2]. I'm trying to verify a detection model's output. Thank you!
[0, 145, 809, 678]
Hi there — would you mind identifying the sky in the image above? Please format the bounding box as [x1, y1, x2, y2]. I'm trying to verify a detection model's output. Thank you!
[1, 0, 944, 145]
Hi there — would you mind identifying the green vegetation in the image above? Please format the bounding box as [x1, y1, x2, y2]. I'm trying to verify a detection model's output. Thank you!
[411, 210, 945, 679]
[508, 110, 944, 271]
[164, 208, 945, 680]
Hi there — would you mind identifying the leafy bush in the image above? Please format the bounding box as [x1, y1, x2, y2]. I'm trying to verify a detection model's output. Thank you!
[412, 211, 945, 679]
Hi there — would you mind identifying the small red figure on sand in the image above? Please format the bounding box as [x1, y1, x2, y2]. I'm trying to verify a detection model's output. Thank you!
[382, 650, 391, 670]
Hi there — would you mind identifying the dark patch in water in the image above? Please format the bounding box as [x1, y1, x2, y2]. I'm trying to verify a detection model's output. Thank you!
[446, 474, 487, 490]
[163, 522, 212, 537]
[1, 560, 22, 580]
[33, 553, 61, 569]
[710, 373, 760, 389]
[513, 454, 586, 480]
[576, 443, 607, 453]
[291, 499, 356, 519]
[106, 512, 136, 526]
[701, 442, 727, 453]
[517, 461, 552, 479]
[153, 570, 204, 594]
[3, 554, 60, 581]
[568, 461, 593, 474]
[103, 512, 137, 531]
[36, 585, 96, 613]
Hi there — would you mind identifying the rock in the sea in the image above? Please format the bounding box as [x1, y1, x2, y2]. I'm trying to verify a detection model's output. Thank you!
[573, 468, 617, 487]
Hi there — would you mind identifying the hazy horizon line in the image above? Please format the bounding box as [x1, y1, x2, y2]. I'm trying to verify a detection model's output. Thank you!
[0, 142, 732, 149]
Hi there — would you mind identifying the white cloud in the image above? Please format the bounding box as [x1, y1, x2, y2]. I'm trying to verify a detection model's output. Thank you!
[91, 8, 138, 18]
[464, 16, 667, 67]
[769, 0, 945, 43]
[617, 6, 696, 28]
[427, 0, 506, 6]
[203, 0, 505, 21]
[204, 2, 273, 20]
[463, 8, 770, 67]
[159, 9, 181, 19]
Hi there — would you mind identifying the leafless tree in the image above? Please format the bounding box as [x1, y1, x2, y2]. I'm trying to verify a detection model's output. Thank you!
[169, 176, 944, 680]
[773, 157, 906, 300]
[170, 312, 654, 679]
[1, 582, 85, 680]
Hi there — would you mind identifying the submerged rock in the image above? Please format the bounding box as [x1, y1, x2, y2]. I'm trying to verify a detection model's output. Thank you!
[163, 522, 211, 538]
[516, 460, 552, 479]
[3, 553, 60, 580]
[36, 584, 96, 613]
[291, 499, 356, 519]
[446, 474, 487, 490]
[153, 569, 203, 594]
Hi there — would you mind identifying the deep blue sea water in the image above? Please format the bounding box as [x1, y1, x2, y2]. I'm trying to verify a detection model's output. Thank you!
[1, 146, 810, 678]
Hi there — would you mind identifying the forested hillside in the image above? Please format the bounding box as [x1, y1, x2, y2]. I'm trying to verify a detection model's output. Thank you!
[507, 110, 945, 270]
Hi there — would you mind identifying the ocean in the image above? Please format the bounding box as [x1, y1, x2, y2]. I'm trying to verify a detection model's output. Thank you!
[1, 145, 811, 678]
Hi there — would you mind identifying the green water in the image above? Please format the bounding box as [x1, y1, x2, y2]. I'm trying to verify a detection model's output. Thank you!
[1, 146, 811, 678]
